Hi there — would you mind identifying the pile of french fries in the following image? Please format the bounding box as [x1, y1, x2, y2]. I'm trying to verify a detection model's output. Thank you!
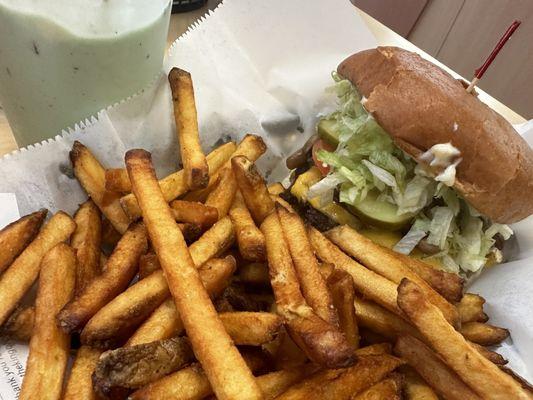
[0, 68, 531, 400]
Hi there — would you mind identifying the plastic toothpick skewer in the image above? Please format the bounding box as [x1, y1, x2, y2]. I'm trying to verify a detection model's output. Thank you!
[466, 20, 521, 93]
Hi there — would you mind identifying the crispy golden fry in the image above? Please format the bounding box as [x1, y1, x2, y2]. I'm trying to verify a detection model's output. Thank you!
[0, 209, 47, 274]
[327, 268, 359, 349]
[19, 244, 76, 400]
[99, 252, 108, 270]
[272, 329, 309, 369]
[169, 68, 209, 190]
[239, 262, 269, 285]
[0, 305, 35, 341]
[170, 200, 219, 230]
[468, 341, 508, 365]
[229, 190, 266, 262]
[101, 218, 121, 249]
[257, 366, 319, 400]
[354, 343, 392, 356]
[138, 252, 161, 279]
[219, 312, 282, 346]
[267, 182, 285, 196]
[401, 367, 439, 400]
[394, 335, 481, 400]
[126, 149, 262, 400]
[499, 367, 533, 395]
[457, 293, 489, 323]
[326, 226, 459, 326]
[397, 279, 529, 399]
[353, 296, 422, 341]
[351, 374, 402, 400]
[261, 211, 355, 368]
[70, 141, 130, 233]
[359, 328, 390, 346]
[278, 205, 338, 326]
[129, 350, 267, 400]
[232, 155, 274, 225]
[105, 168, 132, 193]
[275, 354, 403, 400]
[188, 216, 235, 267]
[205, 167, 237, 218]
[72, 200, 102, 293]
[308, 227, 401, 315]
[62, 345, 102, 400]
[182, 134, 267, 203]
[392, 250, 464, 303]
[57, 223, 147, 333]
[460, 322, 509, 346]
[81, 269, 169, 348]
[0, 211, 76, 326]
[121, 141, 236, 220]
[125, 257, 234, 346]
[93, 336, 193, 396]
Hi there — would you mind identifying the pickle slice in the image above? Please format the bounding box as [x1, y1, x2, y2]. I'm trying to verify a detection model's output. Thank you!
[317, 118, 340, 147]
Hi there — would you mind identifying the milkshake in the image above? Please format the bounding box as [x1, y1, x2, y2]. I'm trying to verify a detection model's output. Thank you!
[0, 0, 171, 146]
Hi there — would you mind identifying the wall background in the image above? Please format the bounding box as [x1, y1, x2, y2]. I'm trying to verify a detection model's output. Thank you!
[353, 0, 533, 118]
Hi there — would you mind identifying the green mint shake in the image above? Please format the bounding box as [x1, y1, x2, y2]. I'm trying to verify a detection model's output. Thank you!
[0, 0, 171, 147]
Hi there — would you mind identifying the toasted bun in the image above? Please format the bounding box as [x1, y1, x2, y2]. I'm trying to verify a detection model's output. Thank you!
[338, 47, 533, 223]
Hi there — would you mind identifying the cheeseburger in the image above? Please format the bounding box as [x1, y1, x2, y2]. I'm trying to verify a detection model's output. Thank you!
[286, 47, 533, 276]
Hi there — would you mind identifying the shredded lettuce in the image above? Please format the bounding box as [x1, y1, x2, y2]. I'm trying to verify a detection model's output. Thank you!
[312, 73, 513, 276]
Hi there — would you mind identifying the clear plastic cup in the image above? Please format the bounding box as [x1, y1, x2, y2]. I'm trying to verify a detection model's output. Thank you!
[0, 0, 171, 147]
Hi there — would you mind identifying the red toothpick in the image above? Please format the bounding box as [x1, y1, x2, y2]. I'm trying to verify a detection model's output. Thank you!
[466, 20, 521, 93]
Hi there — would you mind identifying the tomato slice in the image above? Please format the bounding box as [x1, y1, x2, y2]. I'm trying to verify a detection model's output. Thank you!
[312, 139, 335, 176]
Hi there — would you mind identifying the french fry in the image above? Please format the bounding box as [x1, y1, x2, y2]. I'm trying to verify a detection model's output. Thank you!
[229, 190, 266, 262]
[261, 211, 355, 368]
[499, 367, 533, 395]
[0, 211, 76, 326]
[81, 269, 169, 348]
[129, 350, 267, 400]
[19, 244, 76, 400]
[57, 222, 147, 333]
[353, 296, 422, 341]
[170, 200, 218, 229]
[181, 134, 267, 203]
[126, 149, 262, 400]
[354, 343, 392, 356]
[188, 216, 235, 267]
[351, 374, 402, 400]
[71, 200, 102, 293]
[70, 141, 130, 233]
[278, 205, 339, 326]
[62, 346, 102, 400]
[205, 167, 237, 218]
[267, 182, 285, 196]
[239, 262, 270, 286]
[326, 225, 459, 326]
[468, 341, 508, 365]
[127, 257, 235, 346]
[0, 305, 34, 341]
[275, 354, 404, 400]
[401, 367, 439, 400]
[457, 293, 489, 323]
[256, 366, 320, 400]
[460, 322, 509, 346]
[177, 222, 203, 243]
[232, 155, 274, 225]
[99, 252, 108, 270]
[392, 250, 464, 303]
[169, 68, 209, 190]
[101, 218, 121, 249]
[105, 168, 132, 193]
[308, 226, 401, 315]
[394, 335, 481, 400]
[0, 209, 47, 274]
[120, 141, 236, 219]
[138, 252, 161, 279]
[93, 336, 194, 396]
[272, 329, 309, 369]
[327, 268, 359, 348]
[359, 328, 390, 346]
[397, 279, 530, 399]
[219, 312, 282, 346]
